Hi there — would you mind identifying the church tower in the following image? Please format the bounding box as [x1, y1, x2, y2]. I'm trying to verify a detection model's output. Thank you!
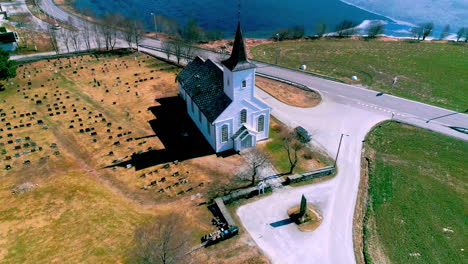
[222, 22, 256, 101]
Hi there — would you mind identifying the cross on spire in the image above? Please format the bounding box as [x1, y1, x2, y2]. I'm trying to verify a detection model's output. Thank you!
[237, 0, 241, 23]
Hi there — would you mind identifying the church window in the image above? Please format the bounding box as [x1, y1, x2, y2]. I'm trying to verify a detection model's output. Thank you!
[191, 99, 194, 113]
[199, 109, 203, 123]
[257, 115, 265, 132]
[242, 80, 247, 88]
[207, 122, 211, 135]
[240, 109, 247, 124]
[227, 77, 230, 86]
[221, 125, 228, 142]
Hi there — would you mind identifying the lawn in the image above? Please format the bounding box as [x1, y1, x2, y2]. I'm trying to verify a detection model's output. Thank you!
[0, 52, 264, 263]
[258, 117, 329, 174]
[251, 39, 468, 112]
[363, 121, 467, 264]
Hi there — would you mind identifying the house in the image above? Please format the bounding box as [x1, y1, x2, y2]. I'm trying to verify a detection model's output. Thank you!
[0, 31, 19, 51]
[176, 22, 271, 153]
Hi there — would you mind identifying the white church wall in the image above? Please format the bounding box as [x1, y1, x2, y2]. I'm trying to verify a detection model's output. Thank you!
[214, 118, 234, 152]
[184, 93, 216, 150]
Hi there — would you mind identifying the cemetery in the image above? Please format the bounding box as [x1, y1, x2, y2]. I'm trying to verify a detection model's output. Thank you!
[0, 51, 268, 263]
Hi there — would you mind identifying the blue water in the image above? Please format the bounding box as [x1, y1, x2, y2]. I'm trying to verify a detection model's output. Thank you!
[73, 0, 414, 38]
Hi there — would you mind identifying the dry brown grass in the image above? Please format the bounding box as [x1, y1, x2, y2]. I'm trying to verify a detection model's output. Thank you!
[0, 52, 263, 263]
[256, 77, 321, 108]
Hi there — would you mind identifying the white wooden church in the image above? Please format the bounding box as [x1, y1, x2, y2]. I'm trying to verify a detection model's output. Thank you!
[176, 22, 271, 153]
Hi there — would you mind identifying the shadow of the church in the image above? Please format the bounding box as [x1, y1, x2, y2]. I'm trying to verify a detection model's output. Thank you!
[107, 96, 228, 171]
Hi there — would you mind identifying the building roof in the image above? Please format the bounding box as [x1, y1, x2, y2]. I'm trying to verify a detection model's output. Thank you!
[0, 32, 17, 44]
[177, 57, 232, 123]
[221, 22, 256, 72]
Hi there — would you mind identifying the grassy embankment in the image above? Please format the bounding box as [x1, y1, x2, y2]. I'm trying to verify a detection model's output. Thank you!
[252, 39, 468, 112]
[363, 122, 467, 263]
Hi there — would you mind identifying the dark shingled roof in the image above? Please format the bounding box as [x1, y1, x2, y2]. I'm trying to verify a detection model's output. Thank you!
[177, 58, 232, 123]
[222, 22, 256, 72]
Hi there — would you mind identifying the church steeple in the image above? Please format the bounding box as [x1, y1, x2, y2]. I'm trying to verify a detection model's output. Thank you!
[222, 22, 256, 72]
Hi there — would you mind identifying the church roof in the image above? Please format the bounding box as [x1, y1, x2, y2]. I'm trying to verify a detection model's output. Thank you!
[177, 57, 232, 123]
[221, 22, 256, 72]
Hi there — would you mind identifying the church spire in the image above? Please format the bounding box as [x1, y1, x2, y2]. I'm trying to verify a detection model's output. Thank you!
[222, 22, 256, 72]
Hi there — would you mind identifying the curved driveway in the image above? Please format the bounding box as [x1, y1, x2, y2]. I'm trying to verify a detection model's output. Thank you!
[25, 1, 468, 263]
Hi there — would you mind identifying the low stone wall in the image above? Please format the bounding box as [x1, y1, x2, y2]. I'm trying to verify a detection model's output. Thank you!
[285, 166, 335, 184]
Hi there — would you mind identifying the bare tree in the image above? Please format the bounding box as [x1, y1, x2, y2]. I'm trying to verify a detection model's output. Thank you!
[132, 20, 145, 52]
[70, 31, 82, 51]
[315, 22, 327, 38]
[59, 29, 71, 53]
[172, 40, 184, 64]
[440, 24, 450, 40]
[101, 13, 123, 50]
[92, 24, 102, 50]
[82, 22, 92, 50]
[236, 149, 268, 186]
[281, 129, 305, 174]
[133, 214, 189, 264]
[123, 18, 134, 49]
[161, 41, 173, 60]
[335, 20, 358, 38]
[46, 27, 60, 54]
[366, 21, 385, 38]
[181, 43, 196, 60]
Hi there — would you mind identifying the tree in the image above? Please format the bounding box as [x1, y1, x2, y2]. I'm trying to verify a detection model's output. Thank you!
[133, 214, 189, 264]
[0, 49, 17, 82]
[366, 21, 385, 38]
[456, 27, 466, 42]
[421, 22, 434, 40]
[161, 41, 173, 60]
[171, 40, 184, 64]
[123, 18, 135, 49]
[281, 129, 305, 174]
[46, 27, 60, 54]
[59, 29, 71, 53]
[440, 24, 450, 40]
[131, 20, 145, 51]
[236, 149, 267, 186]
[180, 18, 205, 43]
[92, 24, 103, 50]
[315, 22, 327, 38]
[411, 25, 423, 40]
[335, 20, 358, 38]
[82, 22, 92, 51]
[101, 13, 123, 50]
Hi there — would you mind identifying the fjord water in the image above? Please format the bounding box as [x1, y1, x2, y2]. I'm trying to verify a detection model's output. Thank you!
[73, 0, 410, 37]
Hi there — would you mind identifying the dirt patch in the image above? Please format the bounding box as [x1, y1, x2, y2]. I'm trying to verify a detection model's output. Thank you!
[256, 77, 321, 108]
[287, 204, 322, 232]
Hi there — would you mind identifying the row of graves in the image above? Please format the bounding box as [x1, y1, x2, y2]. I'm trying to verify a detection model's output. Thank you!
[2, 53, 203, 198]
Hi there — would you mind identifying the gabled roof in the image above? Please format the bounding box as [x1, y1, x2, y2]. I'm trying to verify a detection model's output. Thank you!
[177, 58, 232, 123]
[221, 22, 256, 72]
[232, 124, 258, 140]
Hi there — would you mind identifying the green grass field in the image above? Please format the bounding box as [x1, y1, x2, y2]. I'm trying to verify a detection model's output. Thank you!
[251, 39, 468, 112]
[363, 122, 467, 263]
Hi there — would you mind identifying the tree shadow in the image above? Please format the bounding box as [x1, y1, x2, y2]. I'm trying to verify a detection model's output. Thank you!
[107, 96, 217, 171]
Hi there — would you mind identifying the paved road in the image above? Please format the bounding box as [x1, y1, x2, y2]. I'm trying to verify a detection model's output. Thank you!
[21, 1, 468, 263]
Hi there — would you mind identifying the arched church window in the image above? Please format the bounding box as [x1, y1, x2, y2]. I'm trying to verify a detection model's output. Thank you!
[221, 125, 228, 142]
[240, 109, 247, 124]
[257, 115, 265, 132]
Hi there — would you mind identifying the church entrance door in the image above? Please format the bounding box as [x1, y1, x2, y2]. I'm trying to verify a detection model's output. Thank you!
[241, 135, 253, 149]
